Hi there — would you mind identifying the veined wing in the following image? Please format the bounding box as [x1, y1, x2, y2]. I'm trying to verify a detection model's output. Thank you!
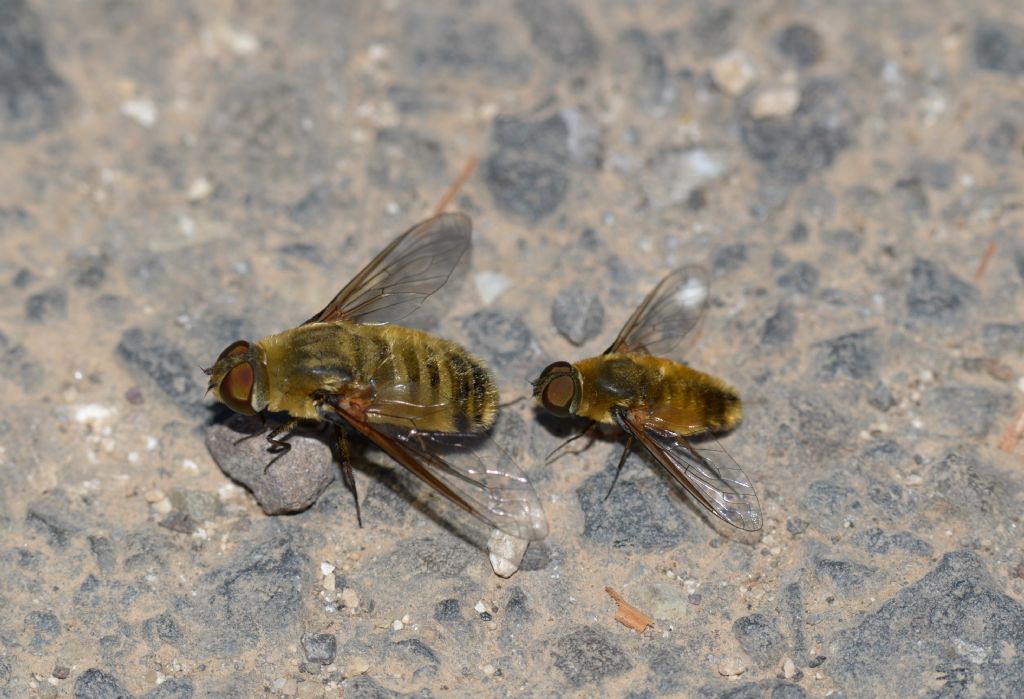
[304, 212, 471, 326]
[612, 406, 762, 531]
[605, 265, 709, 359]
[322, 398, 548, 541]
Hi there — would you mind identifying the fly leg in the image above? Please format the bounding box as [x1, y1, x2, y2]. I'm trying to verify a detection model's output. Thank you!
[336, 428, 363, 528]
[546, 420, 597, 463]
[604, 435, 635, 502]
[263, 418, 301, 472]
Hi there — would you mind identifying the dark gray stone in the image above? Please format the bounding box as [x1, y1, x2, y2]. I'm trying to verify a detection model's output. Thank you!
[180, 531, 309, 657]
[433, 598, 461, 622]
[401, 14, 532, 84]
[776, 262, 819, 295]
[801, 480, 857, 520]
[974, 22, 1024, 75]
[505, 586, 531, 624]
[821, 228, 864, 254]
[0, 0, 72, 141]
[301, 632, 337, 665]
[815, 558, 876, 592]
[483, 149, 569, 221]
[144, 612, 183, 646]
[551, 625, 632, 687]
[73, 669, 132, 699]
[0, 333, 43, 392]
[733, 614, 785, 667]
[116, 328, 202, 413]
[25, 287, 67, 322]
[832, 551, 1024, 697]
[342, 676, 407, 699]
[861, 528, 932, 556]
[551, 284, 604, 346]
[367, 128, 446, 193]
[206, 415, 335, 515]
[616, 29, 674, 110]
[25, 609, 60, 648]
[905, 258, 975, 325]
[762, 304, 796, 346]
[786, 518, 809, 536]
[88, 535, 116, 573]
[713, 243, 748, 276]
[982, 322, 1024, 356]
[514, 0, 598, 68]
[909, 157, 956, 190]
[813, 328, 881, 380]
[925, 385, 1010, 438]
[460, 309, 539, 378]
[741, 78, 856, 184]
[26, 494, 82, 548]
[73, 252, 110, 289]
[891, 178, 929, 219]
[577, 457, 692, 551]
[867, 381, 895, 412]
[777, 23, 823, 67]
[142, 679, 193, 699]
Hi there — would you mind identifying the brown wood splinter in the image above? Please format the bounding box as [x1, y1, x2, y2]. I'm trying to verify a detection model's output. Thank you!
[606, 586, 654, 633]
[997, 405, 1024, 454]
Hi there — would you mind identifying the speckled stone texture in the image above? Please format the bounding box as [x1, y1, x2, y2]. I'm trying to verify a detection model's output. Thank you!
[1, 1, 1023, 697]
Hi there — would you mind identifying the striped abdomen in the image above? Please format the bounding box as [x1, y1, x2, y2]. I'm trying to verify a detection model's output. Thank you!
[259, 322, 497, 434]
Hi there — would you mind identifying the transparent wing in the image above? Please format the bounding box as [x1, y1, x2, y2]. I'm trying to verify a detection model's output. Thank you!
[613, 406, 762, 531]
[605, 266, 710, 358]
[304, 212, 471, 326]
[324, 400, 549, 541]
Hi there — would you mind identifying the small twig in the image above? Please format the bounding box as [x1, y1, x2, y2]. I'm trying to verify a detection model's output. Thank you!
[432, 156, 479, 215]
[974, 241, 997, 281]
[997, 405, 1024, 453]
[605, 586, 654, 633]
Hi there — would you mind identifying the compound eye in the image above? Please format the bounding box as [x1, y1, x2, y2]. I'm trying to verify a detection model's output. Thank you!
[217, 340, 251, 362]
[541, 373, 577, 418]
[540, 361, 573, 380]
[219, 361, 256, 415]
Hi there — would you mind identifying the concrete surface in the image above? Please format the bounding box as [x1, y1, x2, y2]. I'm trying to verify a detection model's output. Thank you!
[0, 0, 1023, 697]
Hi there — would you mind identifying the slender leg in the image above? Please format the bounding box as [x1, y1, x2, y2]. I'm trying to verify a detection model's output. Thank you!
[546, 420, 597, 462]
[604, 435, 635, 501]
[263, 418, 301, 473]
[336, 428, 363, 528]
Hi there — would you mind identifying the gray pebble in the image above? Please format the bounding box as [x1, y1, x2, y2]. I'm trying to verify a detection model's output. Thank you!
[433, 598, 461, 623]
[974, 22, 1024, 75]
[777, 261, 819, 294]
[25, 609, 61, 648]
[813, 328, 881, 380]
[762, 304, 797, 346]
[741, 78, 856, 184]
[0, 0, 72, 141]
[831, 551, 1024, 696]
[924, 385, 1010, 438]
[143, 678, 193, 699]
[615, 29, 675, 111]
[514, 0, 599, 68]
[867, 381, 895, 412]
[25, 287, 67, 323]
[905, 258, 975, 325]
[460, 309, 540, 379]
[401, 14, 532, 84]
[551, 284, 604, 346]
[777, 23, 823, 67]
[815, 558, 877, 592]
[483, 149, 569, 221]
[72, 669, 131, 699]
[982, 322, 1024, 356]
[301, 632, 337, 665]
[577, 454, 693, 551]
[169, 489, 220, 523]
[205, 415, 335, 515]
[552, 625, 632, 687]
[733, 614, 786, 667]
[117, 328, 202, 413]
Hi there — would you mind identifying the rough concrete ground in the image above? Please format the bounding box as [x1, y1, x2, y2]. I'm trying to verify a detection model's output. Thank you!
[1, 0, 1024, 697]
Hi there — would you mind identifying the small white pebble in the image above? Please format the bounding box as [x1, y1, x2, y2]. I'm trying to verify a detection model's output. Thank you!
[392, 619, 403, 631]
[481, 664, 496, 676]
[474, 272, 512, 306]
[320, 561, 336, 576]
[322, 573, 336, 592]
[711, 50, 756, 96]
[76, 404, 113, 425]
[751, 86, 800, 119]
[144, 489, 165, 504]
[146, 437, 159, 451]
[783, 658, 797, 679]
[401, 614, 410, 625]
[121, 98, 159, 127]
[718, 656, 747, 677]
[474, 600, 487, 614]
[181, 459, 199, 472]
[152, 498, 173, 515]
[127, 451, 140, 465]
[187, 176, 213, 202]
